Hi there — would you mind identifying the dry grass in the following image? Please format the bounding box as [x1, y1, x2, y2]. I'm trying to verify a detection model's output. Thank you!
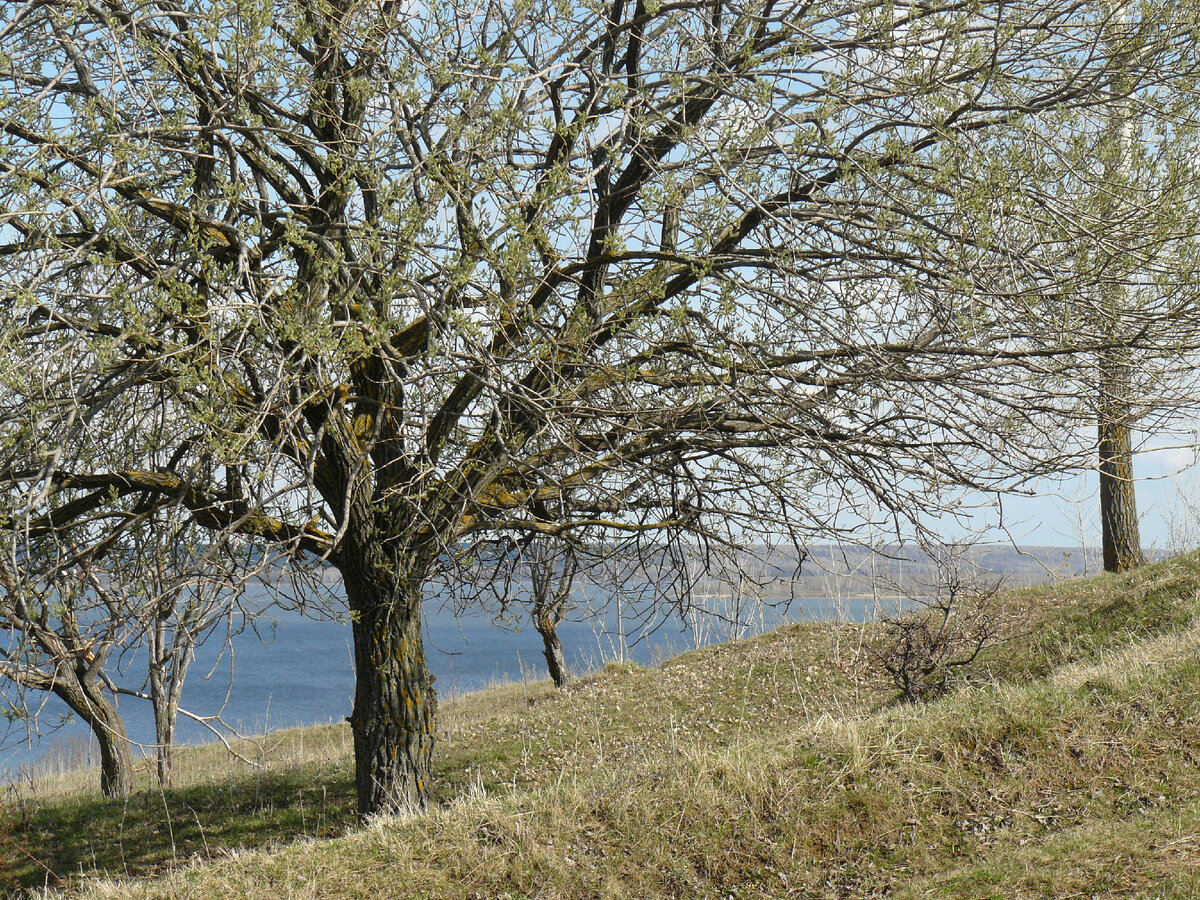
[7, 551, 1200, 898]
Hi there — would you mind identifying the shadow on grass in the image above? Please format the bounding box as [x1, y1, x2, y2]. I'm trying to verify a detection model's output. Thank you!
[2, 762, 358, 894]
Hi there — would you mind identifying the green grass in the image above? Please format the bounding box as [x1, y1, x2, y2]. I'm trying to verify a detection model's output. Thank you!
[7, 551, 1200, 898]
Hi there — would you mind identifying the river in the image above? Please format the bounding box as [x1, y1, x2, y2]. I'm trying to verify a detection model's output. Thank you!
[0, 591, 894, 779]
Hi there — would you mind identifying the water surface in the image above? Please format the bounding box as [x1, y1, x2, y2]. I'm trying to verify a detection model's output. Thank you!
[1, 592, 893, 778]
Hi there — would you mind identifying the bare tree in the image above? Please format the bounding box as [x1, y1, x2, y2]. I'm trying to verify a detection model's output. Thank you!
[2, 0, 1199, 816]
[449, 529, 675, 687]
[526, 538, 578, 689]
[0, 506, 272, 795]
[869, 546, 1006, 703]
[99, 517, 261, 789]
[0, 553, 138, 798]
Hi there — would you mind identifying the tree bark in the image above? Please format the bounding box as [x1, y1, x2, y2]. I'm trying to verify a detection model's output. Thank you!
[1098, 349, 1144, 573]
[148, 660, 179, 788]
[54, 672, 135, 798]
[534, 611, 570, 688]
[1099, 417, 1144, 573]
[155, 710, 176, 789]
[342, 557, 437, 816]
[147, 606, 193, 789]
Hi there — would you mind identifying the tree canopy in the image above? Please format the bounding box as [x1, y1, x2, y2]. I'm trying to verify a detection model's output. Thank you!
[2, 0, 1199, 814]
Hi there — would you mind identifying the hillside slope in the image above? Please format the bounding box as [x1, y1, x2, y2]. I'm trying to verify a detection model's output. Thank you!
[7, 553, 1200, 898]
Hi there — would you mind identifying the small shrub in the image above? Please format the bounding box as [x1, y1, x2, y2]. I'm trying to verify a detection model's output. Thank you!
[870, 552, 1005, 703]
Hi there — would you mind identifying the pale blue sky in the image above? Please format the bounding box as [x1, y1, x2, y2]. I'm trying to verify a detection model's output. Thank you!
[966, 438, 1200, 553]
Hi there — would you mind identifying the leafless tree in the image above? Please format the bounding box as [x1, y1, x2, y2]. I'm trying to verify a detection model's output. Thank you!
[97, 516, 267, 789]
[0, 547, 139, 797]
[0, 506, 277, 795]
[2, 0, 1199, 816]
[524, 538, 578, 688]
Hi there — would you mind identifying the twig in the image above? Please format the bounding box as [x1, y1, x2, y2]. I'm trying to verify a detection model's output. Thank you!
[106, 682, 265, 767]
[0, 829, 65, 889]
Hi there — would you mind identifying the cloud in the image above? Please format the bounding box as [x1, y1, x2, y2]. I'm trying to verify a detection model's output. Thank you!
[1143, 443, 1199, 475]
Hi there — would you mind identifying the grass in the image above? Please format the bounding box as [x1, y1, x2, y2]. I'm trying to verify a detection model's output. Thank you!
[6, 551, 1200, 898]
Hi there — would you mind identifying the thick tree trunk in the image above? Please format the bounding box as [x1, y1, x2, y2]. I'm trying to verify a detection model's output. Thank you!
[342, 561, 437, 817]
[1099, 418, 1144, 573]
[1098, 350, 1144, 574]
[534, 611, 570, 688]
[54, 674, 135, 798]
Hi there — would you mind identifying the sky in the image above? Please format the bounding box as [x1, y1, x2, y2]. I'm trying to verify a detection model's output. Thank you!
[963, 437, 1200, 554]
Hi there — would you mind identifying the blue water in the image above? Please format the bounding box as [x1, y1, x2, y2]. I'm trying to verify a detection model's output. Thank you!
[0, 593, 893, 778]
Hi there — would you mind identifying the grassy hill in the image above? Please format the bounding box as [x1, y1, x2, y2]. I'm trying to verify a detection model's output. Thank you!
[7, 553, 1200, 898]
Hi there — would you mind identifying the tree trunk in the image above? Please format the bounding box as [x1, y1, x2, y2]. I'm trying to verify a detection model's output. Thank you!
[342, 560, 436, 817]
[1098, 350, 1144, 574]
[155, 711, 176, 789]
[529, 539, 576, 688]
[534, 611, 570, 688]
[1096, 19, 1142, 577]
[148, 612, 193, 789]
[150, 655, 182, 789]
[1099, 418, 1144, 573]
[54, 673, 135, 798]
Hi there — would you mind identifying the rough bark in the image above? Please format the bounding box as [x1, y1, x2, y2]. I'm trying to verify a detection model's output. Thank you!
[1098, 350, 1144, 574]
[54, 672, 135, 798]
[533, 611, 570, 688]
[342, 556, 437, 816]
[1099, 418, 1144, 573]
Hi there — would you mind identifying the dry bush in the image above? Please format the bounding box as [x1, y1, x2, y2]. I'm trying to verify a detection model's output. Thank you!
[870, 553, 1007, 703]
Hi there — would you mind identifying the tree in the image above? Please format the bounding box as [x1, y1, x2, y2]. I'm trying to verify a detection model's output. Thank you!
[528, 539, 578, 688]
[96, 515, 273, 789]
[474, 533, 634, 690]
[447, 529, 670, 688]
[2, 0, 1199, 816]
[1045, 0, 1200, 571]
[869, 545, 1006, 703]
[0, 553, 138, 798]
[1096, 0, 1145, 573]
[0, 502, 274, 795]
[930, 0, 1200, 567]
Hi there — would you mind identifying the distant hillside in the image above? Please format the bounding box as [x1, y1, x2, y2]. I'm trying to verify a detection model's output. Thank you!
[312, 541, 1119, 599]
[688, 543, 1149, 599]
